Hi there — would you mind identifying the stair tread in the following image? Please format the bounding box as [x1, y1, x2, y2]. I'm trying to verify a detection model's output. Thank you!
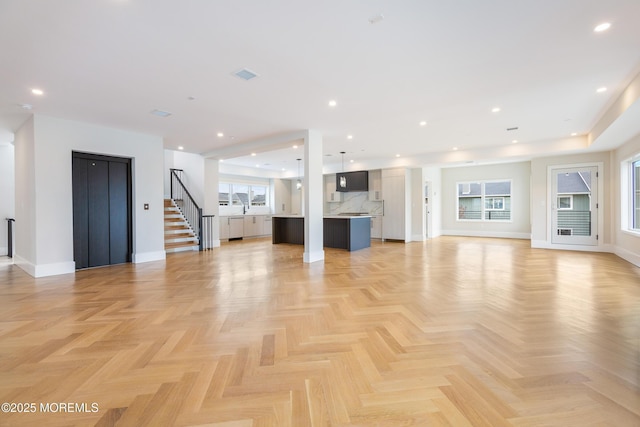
[165, 241, 199, 249]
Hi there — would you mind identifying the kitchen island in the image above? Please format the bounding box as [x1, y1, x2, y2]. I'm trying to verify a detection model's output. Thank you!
[272, 215, 371, 251]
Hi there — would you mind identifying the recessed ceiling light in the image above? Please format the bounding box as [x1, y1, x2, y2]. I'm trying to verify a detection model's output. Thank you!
[255, 164, 260, 167]
[419, 121, 427, 126]
[293, 145, 298, 149]
[453, 147, 459, 151]
[347, 135, 353, 139]
[596, 87, 607, 93]
[594, 22, 611, 32]
[328, 100, 337, 107]
[233, 68, 259, 81]
[350, 159, 354, 163]
[491, 107, 501, 113]
[369, 13, 384, 24]
[512, 140, 518, 144]
[150, 109, 172, 117]
[178, 146, 184, 150]
[571, 132, 578, 136]
[217, 132, 224, 137]
[31, 88, 44, 95]
[395, 154, 400, 157]
[251, 153, 256, 156]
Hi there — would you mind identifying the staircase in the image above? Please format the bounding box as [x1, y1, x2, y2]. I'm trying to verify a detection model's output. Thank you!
[164, 199, 199, 252]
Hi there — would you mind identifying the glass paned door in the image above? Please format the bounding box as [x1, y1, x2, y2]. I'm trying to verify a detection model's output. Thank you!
[551, 166, 598, 245]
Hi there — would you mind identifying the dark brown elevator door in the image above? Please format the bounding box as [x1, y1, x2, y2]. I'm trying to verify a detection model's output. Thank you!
[72, 153, 131, 269]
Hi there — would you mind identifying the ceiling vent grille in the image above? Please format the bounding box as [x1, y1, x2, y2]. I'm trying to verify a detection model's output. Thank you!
[234, 68, 259, 81]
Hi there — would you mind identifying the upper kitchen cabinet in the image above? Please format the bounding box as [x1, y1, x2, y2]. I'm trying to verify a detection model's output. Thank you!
[368, 169, 382, 201]
[325, 174, 342, 202]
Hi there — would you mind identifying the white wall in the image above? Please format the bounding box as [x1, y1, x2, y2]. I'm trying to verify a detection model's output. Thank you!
[441, 162, 531, 239]
[14, 115, 165, 277]
[0, 144, 15, 255]
[164, 150, 205, 207]
[612, 134, 640, 266]
[530, 152, 611, 248]
[14, 118, 36, 265]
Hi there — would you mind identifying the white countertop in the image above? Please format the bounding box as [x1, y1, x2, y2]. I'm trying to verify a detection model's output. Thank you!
[272, 214, 372, 219]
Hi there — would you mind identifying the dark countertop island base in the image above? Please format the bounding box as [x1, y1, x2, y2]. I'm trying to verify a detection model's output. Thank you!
[272, 216, 371, 251]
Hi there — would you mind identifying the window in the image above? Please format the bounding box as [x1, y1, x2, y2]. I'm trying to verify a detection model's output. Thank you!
[634, 159, 640, 230]
[621, 156, 640, 233]
[458, 180, 511, 221]
[557, 195, 573, 210]
[219, 182, 269, 208]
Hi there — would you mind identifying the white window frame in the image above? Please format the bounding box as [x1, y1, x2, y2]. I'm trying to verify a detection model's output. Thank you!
[621, 154, 640, 236]
[456, 180, 512, 222]
[485, 197, 505, 211]
[557, 195, 573, 210]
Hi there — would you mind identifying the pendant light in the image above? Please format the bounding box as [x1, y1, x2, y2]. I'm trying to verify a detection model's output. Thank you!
[296, 158, 302, 190]
[339, 151, 347, 188]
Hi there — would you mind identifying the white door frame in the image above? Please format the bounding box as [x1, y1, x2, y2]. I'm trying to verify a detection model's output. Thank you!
[546, 162, 603, 249]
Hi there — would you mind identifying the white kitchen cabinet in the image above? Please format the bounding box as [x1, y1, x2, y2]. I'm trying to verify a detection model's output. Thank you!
[325, 174, 342, 202]
[244, 215, 265, 237]
[263, 215, 273, 236]
[370, 215, 382, 239]
[368, 169, 382, 201]
[220, 216, 244, 240]
[229, 217, 244, 239]
[381, 169, 406, 241]
[220, 218, 230, 240]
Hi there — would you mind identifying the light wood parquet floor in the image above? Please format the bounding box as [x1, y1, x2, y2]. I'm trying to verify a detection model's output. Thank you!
[0, 236, 639, 426]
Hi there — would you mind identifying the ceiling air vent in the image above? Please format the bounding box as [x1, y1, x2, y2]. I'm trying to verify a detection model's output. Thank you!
[233, 68, 259, 81]
[506, 127, 518, 131]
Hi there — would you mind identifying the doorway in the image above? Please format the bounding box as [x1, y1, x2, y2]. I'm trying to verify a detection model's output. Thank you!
[550, 166, 598, 246]
[72, 152, 132, 269]
[424, 181, 431, 238]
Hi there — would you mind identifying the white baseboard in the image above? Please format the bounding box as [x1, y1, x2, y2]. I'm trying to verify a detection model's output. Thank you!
[304, 250, 325, 263]
[15, 256, 75, 278]
[442, 230, 531, 240]
[0, 246, 7, 257]
[614, 246, 640, 267]
[411, 234, 426, 242]
[133, 251, 166, 264]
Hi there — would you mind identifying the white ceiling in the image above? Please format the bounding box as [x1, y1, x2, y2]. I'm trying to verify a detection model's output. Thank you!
[1, 1, 640, 173]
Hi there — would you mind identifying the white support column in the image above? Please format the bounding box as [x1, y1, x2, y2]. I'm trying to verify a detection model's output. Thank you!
[204, 158, 221, 248]
[303, 130, 324, 263]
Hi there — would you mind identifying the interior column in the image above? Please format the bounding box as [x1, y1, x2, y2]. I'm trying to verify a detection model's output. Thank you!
[303, 130, 324, 263]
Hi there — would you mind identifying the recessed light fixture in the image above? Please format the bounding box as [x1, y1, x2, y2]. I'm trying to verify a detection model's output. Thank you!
[31, 88, 44, 95]
[251, 153, 256, 156]
[350, 159, 354, 163]
[419, 121, 427, 126]
[178, 146, 184, 150]
[571, 132, 578, 136]
[594, 22, 611, 32]
[293, 145, 298, 149]
[491, 107, 501, 113]
[512, 140, 518, 144]
[233, 68, 259, 81]
[347, 135, 353, 140]
[453, 147, 459, 151]
[596, 87, 607, 93]
[217, 132, 224, 137]
[328, 100, 337, 107]
[369, 13, 384, 24]
[150, 109, 172, 117]
[395, 154, 400, 157]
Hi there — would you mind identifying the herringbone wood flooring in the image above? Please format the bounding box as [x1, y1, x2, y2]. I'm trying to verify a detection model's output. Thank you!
[1, 237, 639, 426]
